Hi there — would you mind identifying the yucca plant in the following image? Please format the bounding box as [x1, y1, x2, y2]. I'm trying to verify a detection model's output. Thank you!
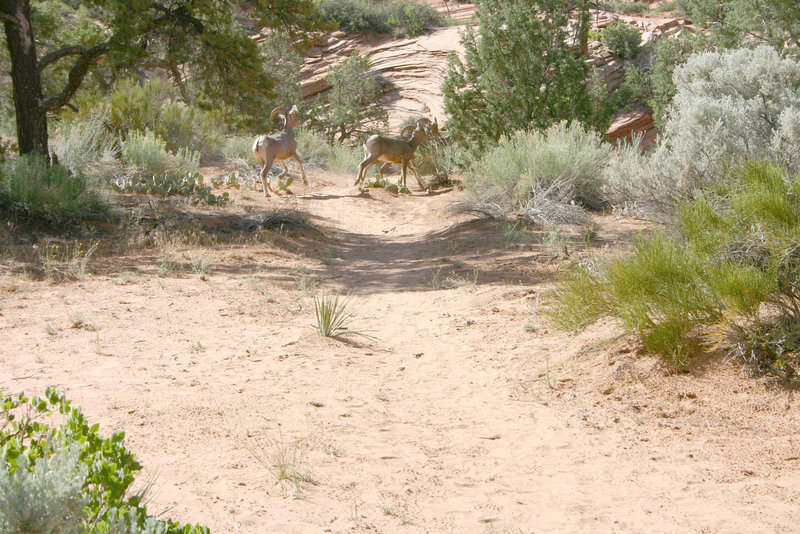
[313, 291, 356, 338]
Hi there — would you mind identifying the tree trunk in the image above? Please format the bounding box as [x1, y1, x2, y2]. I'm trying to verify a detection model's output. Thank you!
[1, 0, 49, 157]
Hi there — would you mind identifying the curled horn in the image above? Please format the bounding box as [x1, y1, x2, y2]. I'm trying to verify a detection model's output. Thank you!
[400, 125, 416, 139]
[270, 107, 288, 122]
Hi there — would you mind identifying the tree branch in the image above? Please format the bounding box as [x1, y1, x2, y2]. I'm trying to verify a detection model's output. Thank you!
[40, 40, 112, 112]
[38, 45, 86, 72]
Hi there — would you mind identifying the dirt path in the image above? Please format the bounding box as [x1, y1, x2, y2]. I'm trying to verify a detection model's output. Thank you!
[2, 170, 799, 532]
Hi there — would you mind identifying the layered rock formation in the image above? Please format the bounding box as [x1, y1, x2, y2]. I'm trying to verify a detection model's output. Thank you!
[299, 3, 691, 144]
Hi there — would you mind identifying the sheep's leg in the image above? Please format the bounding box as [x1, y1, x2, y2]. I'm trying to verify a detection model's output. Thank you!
[356, 155, 379, 186]
[259, 155, 275, 197]
[400, 159, 409, 188]
[291, 152, 308, 185]
[278, 160, 290, 179]
[378, 163, 392, 182]
[409, 158, 424, 189]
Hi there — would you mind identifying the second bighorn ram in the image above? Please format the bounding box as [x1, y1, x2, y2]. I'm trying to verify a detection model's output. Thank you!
[252, 105, 307, 197]
[354, 118, 437, 189]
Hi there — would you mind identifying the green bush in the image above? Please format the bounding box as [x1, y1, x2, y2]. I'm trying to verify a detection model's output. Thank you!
[553, 159, 800, 373]
[0, 155, 105, 227]
[0, 388, 209, 534]
[465, 121, 609, 224]
[155, 102, 225, 162]
[108, 78, 173, 136]
[601, 21, 642, 59]
[317, 0, 441, 36]
[120, 130, 169, 174]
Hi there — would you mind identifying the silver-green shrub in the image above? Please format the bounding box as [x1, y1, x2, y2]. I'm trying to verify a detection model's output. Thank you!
[465, 121, 610, 224]
[604, 45, 800, 215]
[0, 443, 87, 534]
[53, 114, 117, 176]
[121, 130, 168, 174]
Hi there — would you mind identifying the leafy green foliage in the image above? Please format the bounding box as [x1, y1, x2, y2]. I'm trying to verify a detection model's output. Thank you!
[601, 21, 642, 59]
[317, 0, 442, 36]
[648, 32, 709, 129]
[0, 155, 105, 227]
[107, 79, 226, 162]
[307, 51, 388, 144]
[686, 0, 800, 51]
[0, 388, 209, 533]
[442, 0, 598, 153]
[553, 160, 800, 373]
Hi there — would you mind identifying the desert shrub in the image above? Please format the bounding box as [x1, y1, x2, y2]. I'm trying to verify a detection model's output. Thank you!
[601, 21, 642, 59]
[414, 140, 469, 186]
[648, 32, 709, 129]
[108, 78, 173, 136]
[464, 122, 610, 225]
[0, 155, 105, 227]
[221, 136, 254, 161]
[604, 46, 800, 215]
[317, 0, 441, 36]
[554, 159, 800, 373]
[0, 388, 209, 533]
[52, 114, 117, 176]
[174, 147, 201, 176]
[155, 102, 225, 162]
[120, 130, 169, 174]
[294, 129, 362, 174]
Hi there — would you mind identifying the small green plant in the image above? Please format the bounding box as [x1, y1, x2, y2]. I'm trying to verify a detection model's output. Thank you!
[247, 425, 315, 499]
[111, 172, 229, 205]
[428, 267, 478, 289]
[158, 256, 182, 276]
[313, 291, 363, 338]
[601, 21, 642, 59]
[361, 177, 410, 195]
[35, 240, 99, 281]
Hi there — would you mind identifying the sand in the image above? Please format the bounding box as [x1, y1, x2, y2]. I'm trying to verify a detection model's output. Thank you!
[2, 170, 799, 533]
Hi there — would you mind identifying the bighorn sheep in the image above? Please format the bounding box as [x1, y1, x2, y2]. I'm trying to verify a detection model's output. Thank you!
[354, 118, 435, 190]
[252, 105, 307, 197]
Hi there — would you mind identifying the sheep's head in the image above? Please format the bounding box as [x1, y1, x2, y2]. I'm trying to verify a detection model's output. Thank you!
[269, 105, 301, 129]
[288, 105, 301, 129]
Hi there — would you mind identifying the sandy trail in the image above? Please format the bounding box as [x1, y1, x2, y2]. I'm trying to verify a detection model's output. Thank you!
[1, 170, 799, 533]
